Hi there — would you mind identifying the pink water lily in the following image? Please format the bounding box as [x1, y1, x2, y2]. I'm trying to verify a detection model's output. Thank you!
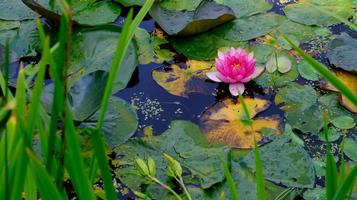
[207, 48, 264, 96]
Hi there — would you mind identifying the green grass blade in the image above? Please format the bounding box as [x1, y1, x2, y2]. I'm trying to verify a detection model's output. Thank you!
[64, 107, 96, 200]
[221, 158, 240, 200]
[323, 116, 338, 200]
[254, 143, 266, 200]
[27, 149, 63, 200]
[333, 165, 357, 200]
[281, 33, 357, 106]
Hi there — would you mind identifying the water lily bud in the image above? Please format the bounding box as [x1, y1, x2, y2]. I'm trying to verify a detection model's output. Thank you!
[135, 158, 150, 177]
[163, 153, 182, 177]
[147, 157, 157, 177]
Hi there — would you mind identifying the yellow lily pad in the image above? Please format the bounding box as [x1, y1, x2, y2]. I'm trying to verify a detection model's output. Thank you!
[152, 60, 215, 97]
[320, 70, 357, 113]
[199, 98, 282, 149]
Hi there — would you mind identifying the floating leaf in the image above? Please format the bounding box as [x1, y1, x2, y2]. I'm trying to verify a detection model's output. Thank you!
[0, 0, 36, 20]
[275, 83, 317, 111]
[331, 116, 356, 129]
[214, 0, 272, 17]
[344, 138, 357, 162]
[159, 0, 203, 11]
[243, 134, 315, 188]
[297, 60, 320, 81]
[199, 98, 281, 149]
[150, 1, 235, 36]
[82, 97, 138, 147]
[152, 60, 215, 97]
[68, 26, 137, 93]
[133, 28, 174, 64]
[23, 0, 120, 26]
[114, 0, 144, 6]
[303, 187, 326, 200]
[255, 63, 298, 88]
[41, 71, 108, 122]
[320, 69, 357, 113]
[114, 120, 228, 199]
[171, 13, 284, 60]
[283, 0, 354, 26]
[327, 33, 357, 73]
[318, 127, 340, 142]
[265, 53, 292, 73]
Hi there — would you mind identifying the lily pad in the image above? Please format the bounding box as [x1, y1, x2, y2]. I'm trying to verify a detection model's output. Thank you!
[265, 53, 292, 73]
[255, 66, 299, 88]
[327, 33, 357, 73]
[82, 97, 138, 147]
[243, 134, 315, 188]
[171, 13, 284, 60]
[283, 0, 354, 26]
[318, 127, 341, 142]
[41, 71, 108, 122]
[303, 187, 326, 200]
[23, 0, 120, 26]
[297, 60, 320, 81]
[214, 0, 272, 17]
[68, 25, 137, 93]
[344, 138, 357, 162]
[150, 0, 235, 36]
[0, 0, 36, 20]
[114, 0, 144, 7]
[199, 98, 281, 149]
[152, 60, 216, 97]
[331, 116, 356, 129]
[275, 83, 317, 111]
[114, 120, 228, 199]
[160, 0, 203, 11]
[134, 28, 175, 64]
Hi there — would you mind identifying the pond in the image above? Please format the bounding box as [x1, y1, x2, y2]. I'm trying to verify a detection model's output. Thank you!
[0, 0, 356, 199]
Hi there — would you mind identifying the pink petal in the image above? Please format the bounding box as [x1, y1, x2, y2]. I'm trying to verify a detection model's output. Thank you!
[206, 72, 222, 82]
[229, 83, 245, 96]
[251, 67, 265, 79]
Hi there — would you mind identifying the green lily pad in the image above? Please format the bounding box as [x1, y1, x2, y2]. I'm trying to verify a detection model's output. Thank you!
[243, 134, 315, 188]
[318, 127, 341, 142]
[275, 83, 317, 111]
[82, 97, 138, 147]
[255, 66, 298, 88]
[41, 71, 108, 122]
[0, 19, 40, 56]
[114, 120, 228, 199]
[327, 33, 357, 73]
[283, 0, 354, 26]
[286, 105, 324, 134]
[171, 13, 284, 60]
[331, 116, 356, 129]
[0, 0, 36, 20]
[114, 0, 144, 6]
[344, 138, 357, 161]
[134, 28, 174, 64]
[318, 93, 356, 121]
[265, 53, 292, 73]
[303, 187, 327, 200]
[68, 25, 137, 93]
[23, 0, 120, 26]
[214, 0, 272, 17]
[297, 60, 320, 81]
[160, 0, 203, 11]
[149, 0, 235, 36]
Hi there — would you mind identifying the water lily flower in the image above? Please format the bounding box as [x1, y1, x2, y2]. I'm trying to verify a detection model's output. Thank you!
[207, 48, 264, 96]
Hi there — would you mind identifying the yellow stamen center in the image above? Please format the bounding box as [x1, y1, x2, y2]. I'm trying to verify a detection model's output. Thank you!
[233, 63, 240, 68]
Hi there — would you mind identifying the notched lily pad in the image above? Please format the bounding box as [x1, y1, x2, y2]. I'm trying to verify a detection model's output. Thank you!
[23, 0, 120, 26]
[152, 60, 215, 97]
[199, 98, 282, 149]
[82, 97, 138, 147]
[149, 0, 235, 36]
[327, 33, 357, 73]
[283, 0, 353, 26]
[214, 0, 272, 17]
[243, 134, 315, 188]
